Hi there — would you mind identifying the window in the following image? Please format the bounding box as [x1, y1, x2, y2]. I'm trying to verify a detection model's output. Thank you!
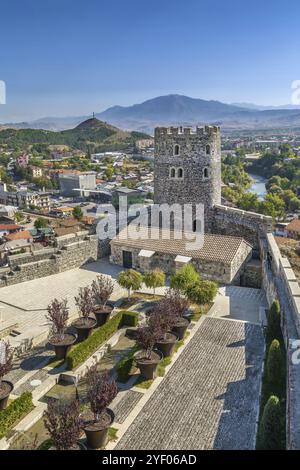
[203, 167, 210, 180]
[170, 168, 176, 178]
[206, 144, 211, 155]
[193, 220, 202, 232]
[177, 168, 183, 178]
[174, 144, 180, 156]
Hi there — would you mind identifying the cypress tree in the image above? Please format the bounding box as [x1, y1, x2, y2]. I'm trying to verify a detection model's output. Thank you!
[267, 300, 281, 342]
[267, 339, 283, 390]
[257, 395, 283, 449]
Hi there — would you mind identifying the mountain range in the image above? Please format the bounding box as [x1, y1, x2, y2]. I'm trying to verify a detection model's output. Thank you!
[3, 94, 300, 134]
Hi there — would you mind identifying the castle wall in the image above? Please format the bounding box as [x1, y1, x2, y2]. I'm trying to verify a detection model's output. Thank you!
[154, 126, 221, 230]
[213, 204, 273, 250]
[260, 233, 300, 449]
[0, 233, 99, 287]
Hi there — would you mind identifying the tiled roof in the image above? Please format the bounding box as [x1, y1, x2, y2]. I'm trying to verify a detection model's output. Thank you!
[5, 230, 32, 241]
[55, 227, 79, 237]
[0, 224, 21, 231]
[112, 226, 252, 263]
[286, 218, 300, 233]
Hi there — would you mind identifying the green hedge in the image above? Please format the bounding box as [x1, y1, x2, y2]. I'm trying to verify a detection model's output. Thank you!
[120, 310, 139, 327]
[0, 392, 33, 439]
[66, 311, 123, 370]
[116, 346, 139, 383]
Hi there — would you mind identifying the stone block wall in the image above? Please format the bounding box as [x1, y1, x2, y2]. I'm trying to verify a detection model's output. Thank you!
[213, 205, 273, 250]
[0, 234, 98, 287]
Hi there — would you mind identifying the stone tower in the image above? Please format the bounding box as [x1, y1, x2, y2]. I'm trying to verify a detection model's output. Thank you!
[153, 125, 221, 231]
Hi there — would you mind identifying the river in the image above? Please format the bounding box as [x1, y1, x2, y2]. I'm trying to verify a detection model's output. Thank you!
[247, 173, 267, 200]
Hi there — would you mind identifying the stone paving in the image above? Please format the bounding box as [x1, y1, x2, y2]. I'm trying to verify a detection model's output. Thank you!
[112, 390, 144, 424]
[116, 316, 265, 450]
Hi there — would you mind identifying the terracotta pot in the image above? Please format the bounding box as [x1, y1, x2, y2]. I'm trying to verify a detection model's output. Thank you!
[134, 350, 162, 380]
[0, 380, 14, 410]
[83, 408, 114, 450]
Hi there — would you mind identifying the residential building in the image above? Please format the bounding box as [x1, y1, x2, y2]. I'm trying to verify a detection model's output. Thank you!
[59, 172, 96, 197]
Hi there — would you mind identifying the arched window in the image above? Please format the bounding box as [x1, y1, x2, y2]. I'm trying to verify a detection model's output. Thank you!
[174, 144, 180, 156]
[177, 168, 183, 178]
[203, 167, 209, 179]
[170, 168, 176, 178]
[206, 144, 211, 155]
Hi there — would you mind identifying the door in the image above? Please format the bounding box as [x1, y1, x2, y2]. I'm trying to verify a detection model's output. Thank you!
[122, 250, 133, 268]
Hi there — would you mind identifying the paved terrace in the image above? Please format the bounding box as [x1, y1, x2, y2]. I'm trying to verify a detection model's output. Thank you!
[116, 316, 265, 450]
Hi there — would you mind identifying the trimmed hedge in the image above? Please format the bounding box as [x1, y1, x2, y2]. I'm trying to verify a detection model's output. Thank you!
[66, 311, 123, 370]
[116, 346, 139, 383]
[0, 392, 33, 439]
[120, 310, 139, 327]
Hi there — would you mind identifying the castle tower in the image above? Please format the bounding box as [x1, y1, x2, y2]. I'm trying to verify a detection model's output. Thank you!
[153, 126, 221, 231]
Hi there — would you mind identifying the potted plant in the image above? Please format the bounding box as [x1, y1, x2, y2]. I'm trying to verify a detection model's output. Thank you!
[143, 269, 166, 295]
[0, 340, 14, 410]
[82, 366, 118, 449]
[47, 298, 76, 360]
[73, 286, 97, 342]
[91, 275, 114, 326]
[161, 289, 190, 340]
[134, 323, 162, 380]
[43, 398, 84, 450]
[149, 309, 178, 358]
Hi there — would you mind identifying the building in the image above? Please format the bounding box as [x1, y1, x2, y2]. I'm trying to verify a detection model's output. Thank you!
[30, 166, 43, 178]
[110, 226, 252, 284]
[59, 172, 96, 197]
[154, 126, 221, 230]
[112, 187, 146, 209]
[109, 125, 273, 284]
[16, 153, 29, 168]
[0, 184, 50, 210]
[285, 218, 300, 239]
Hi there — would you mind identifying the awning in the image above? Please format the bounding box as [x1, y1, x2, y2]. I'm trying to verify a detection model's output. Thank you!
[175, 255, 192, 263]
[138, 249, 155, 258]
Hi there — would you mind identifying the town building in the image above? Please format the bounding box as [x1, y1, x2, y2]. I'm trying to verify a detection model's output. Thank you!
[58, 171, 96, 197]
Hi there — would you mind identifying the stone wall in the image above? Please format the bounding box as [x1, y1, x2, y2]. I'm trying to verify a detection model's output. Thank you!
[260, 233, 300, 449]
[0, 233, 98, 287]
[213, 204, 273, 250]
[110, 241, 251, 284]
[154, 126, 221, 230]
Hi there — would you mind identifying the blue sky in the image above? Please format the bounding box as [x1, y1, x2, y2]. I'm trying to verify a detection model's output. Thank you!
[1, 0, 300, 121]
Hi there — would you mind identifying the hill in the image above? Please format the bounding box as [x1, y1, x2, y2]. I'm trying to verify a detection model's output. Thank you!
[0, 118, 150, 152]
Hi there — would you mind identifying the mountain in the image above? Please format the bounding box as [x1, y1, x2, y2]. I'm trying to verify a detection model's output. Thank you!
[231, 102, 300, 111]
[0, 118, 150, 152]
[4, 94, 300, 134]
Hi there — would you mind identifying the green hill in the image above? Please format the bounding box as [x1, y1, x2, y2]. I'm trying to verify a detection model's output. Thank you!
[0, 118, 151, 153]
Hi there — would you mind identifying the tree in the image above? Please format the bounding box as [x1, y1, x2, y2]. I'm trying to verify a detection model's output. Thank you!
[73, 205, 83, 220]
[143, 270, 165, 295]
[46, 298, 69, 340]
[43, 399, 83, 450]
[117, 269, 143, 299]
[86, 366, 118, 421]
[267, 300, 281, 342]
[136, 325, 161, 359]
[170, 264, 200, 293]
[185, 280, 218, 305]
[14, 211, 23, 223]
[75, 286, 94, 318]
[91, 275, 114, 308]
[158, 289, 190, 318]
[257, 396, 283, 449]
[289, 197, 300, 212]
[0, 340, 14, 383]
[105, 164, 114, 180]
[34, 217, 48, 230]
[267, 339, 283, 388]
[237, 192, 259, 212]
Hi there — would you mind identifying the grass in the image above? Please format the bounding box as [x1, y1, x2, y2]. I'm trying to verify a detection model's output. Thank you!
[108, 427, 118, 442]
[118, 293, 163, 309]
[37, 427, 118, 451]
[189, 303, 213, 321]
[44, 356, 65, 370]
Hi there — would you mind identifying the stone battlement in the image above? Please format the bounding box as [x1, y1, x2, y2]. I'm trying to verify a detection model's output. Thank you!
[155, 125, 220, 138]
